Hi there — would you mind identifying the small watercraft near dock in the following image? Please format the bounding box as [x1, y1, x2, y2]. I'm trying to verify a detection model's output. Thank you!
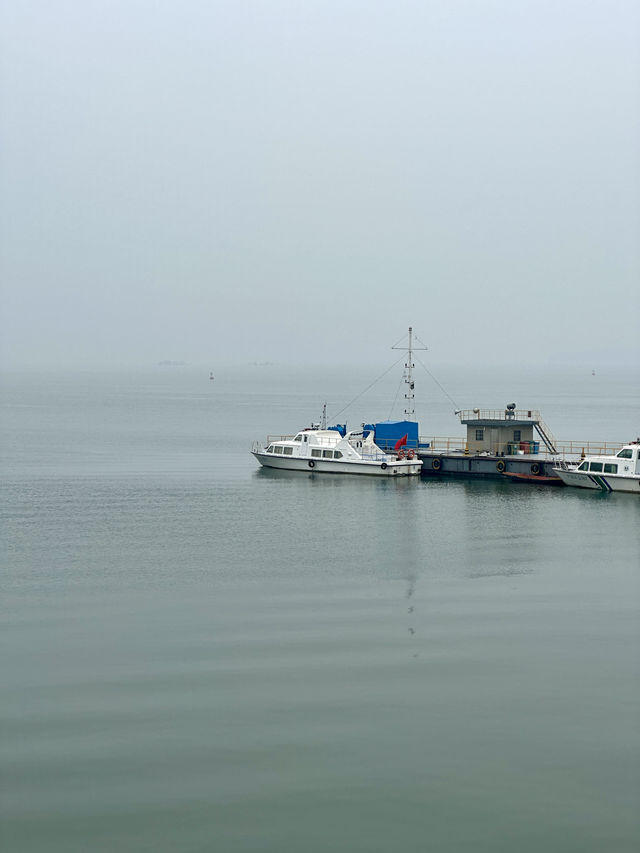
[501, 471, 564, 486]
[553, 442, 640, 493]
[252, 428, 422, 476]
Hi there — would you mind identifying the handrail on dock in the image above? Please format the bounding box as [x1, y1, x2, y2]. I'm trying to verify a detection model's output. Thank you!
[418, 435, 622, 459]
[457, 408, 541, 422]
[262, 434, 622, 460]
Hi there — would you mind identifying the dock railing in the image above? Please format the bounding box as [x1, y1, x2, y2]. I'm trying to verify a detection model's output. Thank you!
[418, 436, 467, 453]
[419, 436, 623, 460]
[263, 433, 623, 460]
[547, 440, 623, 459]
[458, 408, 541, 422]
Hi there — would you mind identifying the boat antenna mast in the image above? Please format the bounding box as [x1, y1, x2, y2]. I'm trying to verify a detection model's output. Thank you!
[392, 326, 428, 421]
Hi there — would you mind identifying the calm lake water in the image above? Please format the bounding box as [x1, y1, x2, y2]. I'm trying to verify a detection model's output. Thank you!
[2, 366, 639, 852]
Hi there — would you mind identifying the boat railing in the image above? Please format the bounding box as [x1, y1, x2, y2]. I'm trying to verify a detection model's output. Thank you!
[264, 433, 342, 448]
[359, 450, 392, 462]
[552, 459, 576, 471]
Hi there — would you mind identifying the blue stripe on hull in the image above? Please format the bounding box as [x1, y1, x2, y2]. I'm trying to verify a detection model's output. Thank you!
[589, 474, 612, 492]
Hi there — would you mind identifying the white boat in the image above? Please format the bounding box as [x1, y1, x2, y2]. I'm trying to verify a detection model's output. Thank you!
[553, 442, 640, 493]
[252, 328, 426, 477]
[252, 428, 422, 477]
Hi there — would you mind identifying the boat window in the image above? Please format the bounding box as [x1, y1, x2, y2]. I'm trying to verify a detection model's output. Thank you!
[577, 461, 588, 471]
[616, 448, 633, 459]
[334, 451, 343, 459]
[513, 430, 521, 441]
[475, 429, 484, 441]
[322, 450, 333, 458]
[267, 445, 275, 453]
[294, 434, 302, 442]
[311, 448, 322, 458]
[283, 446, 293, 455]
[603, 463, 617, 474]
[273, 446, 283, 454]
[589, 462, 603, 472]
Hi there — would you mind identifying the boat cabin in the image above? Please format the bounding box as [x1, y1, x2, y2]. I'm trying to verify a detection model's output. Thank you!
[266, 430, 347, 461]
[264, 429, 385, 463]
[575, 443, 640, 477]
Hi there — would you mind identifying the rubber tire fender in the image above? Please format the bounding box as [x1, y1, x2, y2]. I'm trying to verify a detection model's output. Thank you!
[381, 462, 387, 470]
[496, 460, 506, 473]
[432, 458, 442, 471]
[531, 462, 541, 475]
[308, 460, 315, 469]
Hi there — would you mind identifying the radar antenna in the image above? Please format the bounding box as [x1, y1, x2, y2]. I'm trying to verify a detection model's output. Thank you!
[391, 327, 428, 421]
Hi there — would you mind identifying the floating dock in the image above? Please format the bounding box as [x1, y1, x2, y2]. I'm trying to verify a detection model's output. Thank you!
[419, 407, 556, 480]
[373, 409, 622, 484]
[350, 328, 622, 486]
[417, 449, 558, 481]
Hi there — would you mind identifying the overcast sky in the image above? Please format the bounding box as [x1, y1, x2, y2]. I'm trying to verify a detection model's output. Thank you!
[1, 0, 639, 369]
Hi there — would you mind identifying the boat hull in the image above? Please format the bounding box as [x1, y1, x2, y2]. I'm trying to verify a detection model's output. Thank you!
[553, 468, 640, 493]
[252, 452, 422, 477]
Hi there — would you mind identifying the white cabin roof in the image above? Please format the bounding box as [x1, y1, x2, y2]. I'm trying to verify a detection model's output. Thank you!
[584, 443, 639, 462]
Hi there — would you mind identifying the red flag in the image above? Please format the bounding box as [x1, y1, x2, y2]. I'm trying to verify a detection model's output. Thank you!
[394, 434, 408, 451]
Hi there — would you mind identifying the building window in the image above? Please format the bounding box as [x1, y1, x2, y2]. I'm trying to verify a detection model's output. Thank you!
[475, 429, 484, 441]
[513, 430, 521, 441]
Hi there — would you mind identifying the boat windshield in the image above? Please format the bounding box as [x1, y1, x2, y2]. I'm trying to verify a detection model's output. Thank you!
[577, 461, 588, 471]
[616, 448, 633, 458]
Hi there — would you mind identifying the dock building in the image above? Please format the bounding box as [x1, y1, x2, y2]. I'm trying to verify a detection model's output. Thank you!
[459, 406, 557, 456]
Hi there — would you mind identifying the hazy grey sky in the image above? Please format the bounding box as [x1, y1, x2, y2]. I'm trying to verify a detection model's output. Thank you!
[1, 0, 639, 369]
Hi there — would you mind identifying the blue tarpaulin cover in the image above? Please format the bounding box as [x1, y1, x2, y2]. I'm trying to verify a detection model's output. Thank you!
[373, 420, 419, 448]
